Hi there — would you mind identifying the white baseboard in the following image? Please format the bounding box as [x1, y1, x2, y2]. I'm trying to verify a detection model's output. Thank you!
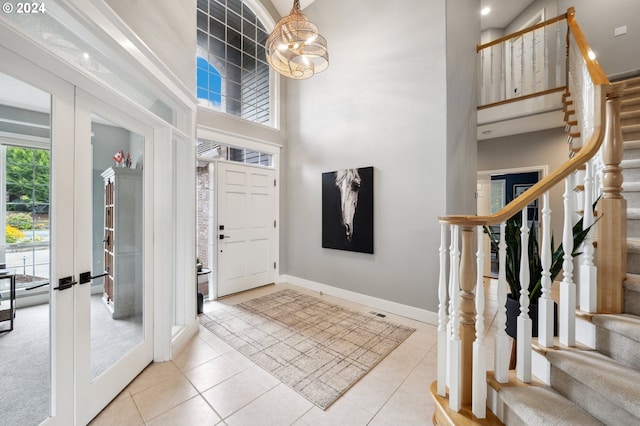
[279, 274, 438, 325]
[170, 322, 199, 360]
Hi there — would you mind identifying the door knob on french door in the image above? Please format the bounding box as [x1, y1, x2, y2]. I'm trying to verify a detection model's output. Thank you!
[79, 271, 109, 284]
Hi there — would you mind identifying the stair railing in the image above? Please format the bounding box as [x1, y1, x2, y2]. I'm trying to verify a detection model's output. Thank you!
[435, 8, 625, 420]
[477, 11, 568, 108]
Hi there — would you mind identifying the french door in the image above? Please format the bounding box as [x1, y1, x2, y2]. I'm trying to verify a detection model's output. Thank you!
[73, 90, 153, 425]
[0, 46, 153, 425]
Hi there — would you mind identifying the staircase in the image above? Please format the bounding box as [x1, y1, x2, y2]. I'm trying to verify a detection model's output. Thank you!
[496, 76, 640, 425]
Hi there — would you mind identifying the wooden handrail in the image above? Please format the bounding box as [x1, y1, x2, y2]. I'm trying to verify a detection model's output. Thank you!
[442, 8, 613, 227]
[477, 12, 568, 51]
[440, 94, 607, 226]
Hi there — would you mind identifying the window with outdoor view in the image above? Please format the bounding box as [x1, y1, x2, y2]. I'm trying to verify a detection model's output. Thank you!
[2, 145, 50, 289]
[196, 0, 271, 125]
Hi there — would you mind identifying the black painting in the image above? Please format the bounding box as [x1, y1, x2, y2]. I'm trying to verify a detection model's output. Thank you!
[322, 166, 374, 253]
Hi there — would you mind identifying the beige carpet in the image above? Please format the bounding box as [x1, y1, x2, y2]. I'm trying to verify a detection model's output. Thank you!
[200, 289, 415, 409]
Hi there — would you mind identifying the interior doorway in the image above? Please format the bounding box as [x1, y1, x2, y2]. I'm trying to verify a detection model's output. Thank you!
[478, 165, 546, 277]
[196, 139, 278, 300]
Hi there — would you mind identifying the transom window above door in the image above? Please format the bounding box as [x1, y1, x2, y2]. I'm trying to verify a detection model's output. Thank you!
[197, 0, 272, 126]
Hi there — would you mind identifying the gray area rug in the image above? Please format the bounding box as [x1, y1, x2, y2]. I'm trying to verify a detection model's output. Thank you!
[200, 289, 415, 409]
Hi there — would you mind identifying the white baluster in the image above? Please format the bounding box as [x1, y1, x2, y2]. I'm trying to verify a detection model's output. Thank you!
[556, 24, 563, 87]
[446, 225, 455, 388]
[437, 223, 448, 396]
[543, 24, 549, 91]
[517, 209, 532, 382]
[500, 44, 506, 102]
[449, 225, 462, 411]
[494, 221, 509, 383]
[480, 49, 486, 105]
[520, 36, 525, 96]
[473, 226, 486, 418]
[509, 41, 515, 99]
[531, 29, 537, 94]
[580, 159, 597, 313]
[539, 192, 554, 347]
[560, 175, 576, 346]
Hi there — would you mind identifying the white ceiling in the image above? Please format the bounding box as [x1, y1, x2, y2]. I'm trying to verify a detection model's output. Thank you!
[270, 0, 535, 31]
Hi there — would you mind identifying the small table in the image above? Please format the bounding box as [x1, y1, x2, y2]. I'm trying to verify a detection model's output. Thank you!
[0, 271, 16, 332]
[197, 268, 211, 315]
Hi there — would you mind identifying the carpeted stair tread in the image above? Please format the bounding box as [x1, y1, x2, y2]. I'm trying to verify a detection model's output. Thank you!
[623, 182, 640, 192]
[501, 385, 603, 426]
[545, 349, 640, 418]
[626, 273, 640, 288]
[622, 158, 640, 169]
[628, 238, 640, 253]
[592, 313, 640, 342]
[629, 208, 640, 220]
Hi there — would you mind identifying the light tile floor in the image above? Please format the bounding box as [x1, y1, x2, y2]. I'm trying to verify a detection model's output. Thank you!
[90, 281, 500, 425]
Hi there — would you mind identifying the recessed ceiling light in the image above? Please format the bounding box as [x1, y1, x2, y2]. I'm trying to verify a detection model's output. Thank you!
[481, 7, 491, 16]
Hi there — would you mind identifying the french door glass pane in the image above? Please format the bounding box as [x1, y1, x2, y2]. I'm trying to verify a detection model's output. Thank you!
[0, 71, 51, 426]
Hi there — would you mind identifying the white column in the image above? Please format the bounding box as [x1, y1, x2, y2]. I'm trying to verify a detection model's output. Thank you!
[539, 192, 554, 347]
[437, 223, 449, 397]
[560, 175, 576, 346]
[517, 209, 532, 383]
[494, 222, 509, 383]
[580, 160, 597, 313]
[472, 226, 487, 418]
[448, 225, 462, 412]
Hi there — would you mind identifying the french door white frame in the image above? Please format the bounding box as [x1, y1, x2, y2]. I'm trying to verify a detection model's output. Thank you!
[0, 31, 193, 426]
[74, 90, 155, 424]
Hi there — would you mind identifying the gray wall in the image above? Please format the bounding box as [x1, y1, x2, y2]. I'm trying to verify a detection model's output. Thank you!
[559, 0, 640, 78]
[282, 0, 478, 312]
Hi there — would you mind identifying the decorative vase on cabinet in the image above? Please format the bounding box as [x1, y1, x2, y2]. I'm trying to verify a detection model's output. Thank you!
[102, 167, 143, 319]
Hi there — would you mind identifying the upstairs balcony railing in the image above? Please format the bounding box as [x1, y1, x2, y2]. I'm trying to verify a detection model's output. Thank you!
[478, 12, 569, 108]
[432, 7, 626, 422]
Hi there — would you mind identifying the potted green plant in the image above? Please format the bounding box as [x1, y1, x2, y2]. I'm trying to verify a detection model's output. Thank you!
[484, 202, 597, 338]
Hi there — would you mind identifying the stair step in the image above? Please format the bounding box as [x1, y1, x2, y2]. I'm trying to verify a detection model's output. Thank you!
[625, 275, 640, 316]
[623, 181, 640, 192]
[623, 85, 640, 99]
[546, 349, 640, 423]
[628, 238, 640, 253]
[622, 96, 640, 111]
[592, 313, 640, 371]
[619, 75, 640, 88]
[500, 385, 602, 426]
[628, 208, 640, 240]
[622, 159, 640, 182]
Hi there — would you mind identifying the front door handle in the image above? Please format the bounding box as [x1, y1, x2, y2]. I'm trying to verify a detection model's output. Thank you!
[79, 271, 108, 285]
[219, 234, 231, 240]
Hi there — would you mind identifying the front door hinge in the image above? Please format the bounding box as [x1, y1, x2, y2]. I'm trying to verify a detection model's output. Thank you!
[274, 179, 276, 187]
[274, 262, 276, 269]
[274, 220, 276, 228]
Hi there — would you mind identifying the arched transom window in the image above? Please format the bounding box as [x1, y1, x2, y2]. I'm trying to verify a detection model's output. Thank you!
[197, 0, 271, 126]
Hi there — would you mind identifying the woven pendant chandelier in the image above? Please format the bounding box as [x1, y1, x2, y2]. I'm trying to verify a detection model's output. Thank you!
[265, 0, 329, 79]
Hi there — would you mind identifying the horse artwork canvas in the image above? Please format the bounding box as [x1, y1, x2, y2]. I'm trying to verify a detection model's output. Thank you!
[322, 166, 374, 253]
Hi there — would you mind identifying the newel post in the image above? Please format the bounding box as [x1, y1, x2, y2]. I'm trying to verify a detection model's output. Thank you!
[459, 226, 476, 405]
[597, 84, 627, 313]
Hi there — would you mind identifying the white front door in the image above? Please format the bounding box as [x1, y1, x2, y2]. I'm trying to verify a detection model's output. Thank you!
[217, 161, 275, 297]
